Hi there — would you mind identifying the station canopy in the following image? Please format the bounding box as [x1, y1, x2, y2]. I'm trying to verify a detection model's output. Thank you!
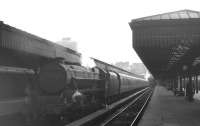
[129, 10, 200, 79]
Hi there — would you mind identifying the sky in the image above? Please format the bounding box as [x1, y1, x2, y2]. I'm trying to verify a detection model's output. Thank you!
[0, 0, 199, 64]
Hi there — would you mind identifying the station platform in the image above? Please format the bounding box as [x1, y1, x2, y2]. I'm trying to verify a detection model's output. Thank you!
[138, 85, 200, 126]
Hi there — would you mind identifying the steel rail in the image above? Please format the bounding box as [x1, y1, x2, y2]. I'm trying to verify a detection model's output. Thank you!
[100, 89, 151, 126]
[65, 87, 149, 126]
[130, 90, 152, 126]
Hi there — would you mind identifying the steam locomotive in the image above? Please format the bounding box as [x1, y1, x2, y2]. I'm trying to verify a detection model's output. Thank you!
[38, 60, 148, 113]
[0, 22, 149, 125]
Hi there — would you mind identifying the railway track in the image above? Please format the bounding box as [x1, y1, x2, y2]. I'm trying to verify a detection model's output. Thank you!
[66, 87, 153, 126]
[100, 88, 152, 126]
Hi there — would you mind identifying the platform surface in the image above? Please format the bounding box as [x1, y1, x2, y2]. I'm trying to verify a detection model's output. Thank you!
[138, 85, 200, 126]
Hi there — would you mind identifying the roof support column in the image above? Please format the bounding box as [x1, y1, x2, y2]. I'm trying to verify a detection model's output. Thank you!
[186, 75, 194, 101]
[173, 76, 179, 96]
[169, 79, 173, 90]
[172, 78, 176, 91]
[179, 76, 183, 92]
[198, 76, 200, 91]
[195, 75, 198, 94]
[174, 76, 184, 96]
[178, 76, 183, 92]
[179, 76, 184, 97]
[183, 77, 186, 93]
[173, 78, 176, 90]
[169, 79, 174, 91]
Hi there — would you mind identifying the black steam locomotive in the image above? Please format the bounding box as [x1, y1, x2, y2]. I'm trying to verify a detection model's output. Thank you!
[38, 61, 148, 115]
[0, 22, 149, 125]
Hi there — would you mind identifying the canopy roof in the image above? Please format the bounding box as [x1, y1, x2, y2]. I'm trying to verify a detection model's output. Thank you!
[130, 10, 200, 79]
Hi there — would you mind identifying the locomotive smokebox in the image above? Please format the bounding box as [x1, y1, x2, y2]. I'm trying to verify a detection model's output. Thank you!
[39, 62, 71, 94]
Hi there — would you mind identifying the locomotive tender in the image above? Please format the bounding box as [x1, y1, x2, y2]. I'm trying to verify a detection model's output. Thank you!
[0, 21, 149, 124]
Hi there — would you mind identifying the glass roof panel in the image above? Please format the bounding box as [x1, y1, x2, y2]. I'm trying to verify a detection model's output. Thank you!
[133, 10, 200, 22]
[143, 17, 153, 20]
[189, 12, 199, 18]
[170, 13, 179, 19]
[151, 15, 161, 20]
[161, 14, 170, 19]
[179, 11, 189, 18]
